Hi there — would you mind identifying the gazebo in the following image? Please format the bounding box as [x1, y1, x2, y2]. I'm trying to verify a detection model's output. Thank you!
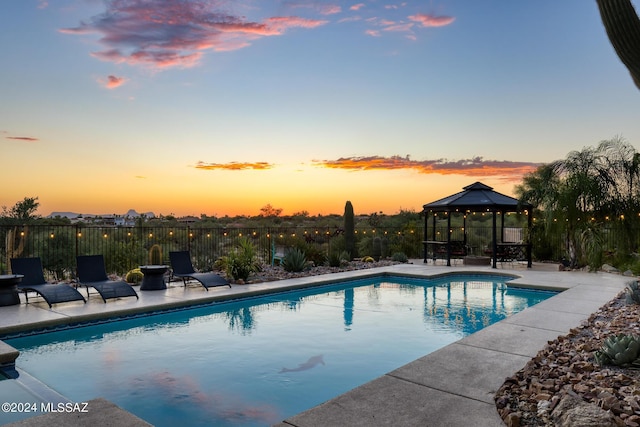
[422, 182, 533, 268]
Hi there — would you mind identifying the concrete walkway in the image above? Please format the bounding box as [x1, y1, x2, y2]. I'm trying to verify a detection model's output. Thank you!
[0, 262, 630, 426]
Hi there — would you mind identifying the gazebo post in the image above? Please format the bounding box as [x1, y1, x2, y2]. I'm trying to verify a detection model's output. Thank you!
[527, 210, 533, 268]
[423, 212, 428, 263]
[446, 212, 452, 266]
[492, 211, 498, 268]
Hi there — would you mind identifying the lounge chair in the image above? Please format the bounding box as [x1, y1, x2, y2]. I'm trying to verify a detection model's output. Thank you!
[10, 257, 86, 308]
[169, 251, 231, 290]
[76, 255, 139, 302]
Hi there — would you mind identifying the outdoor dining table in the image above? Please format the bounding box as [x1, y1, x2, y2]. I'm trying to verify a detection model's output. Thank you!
[0, 274, 23, 306]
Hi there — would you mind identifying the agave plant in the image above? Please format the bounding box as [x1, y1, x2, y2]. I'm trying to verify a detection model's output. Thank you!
[625, 281, 640, 305]
[594, 333, 640, 367]
[282, 248, 308, 272]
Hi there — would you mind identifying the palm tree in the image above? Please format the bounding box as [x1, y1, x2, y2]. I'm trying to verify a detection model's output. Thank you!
[595, 136, 640, 253]
[516, 147, 608, 267]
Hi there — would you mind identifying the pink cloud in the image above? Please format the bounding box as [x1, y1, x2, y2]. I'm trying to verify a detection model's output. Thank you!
[99, 75, 127, 89]
[350, 3, 365, 11]
[313, 155, 540, 180]
[319, 5, 342, 15]
[61, 0, 328, 70]
[383, 23, 414, 33]
[365, 29, 381, 37]
[6, 136, 39, 142]
[195, 161, 274, 171]
[408, 13, 456, 27]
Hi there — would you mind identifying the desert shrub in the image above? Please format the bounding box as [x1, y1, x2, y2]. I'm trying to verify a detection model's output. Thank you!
[357, 236, 373, 257]
[392, 252, 408, 263]
[372, 237, 382, 261]
[216, 237, 262, 281]
[295, 242, 327, 267]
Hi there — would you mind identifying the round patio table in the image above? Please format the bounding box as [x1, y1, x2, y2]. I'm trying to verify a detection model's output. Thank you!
[0, 274, 23, 306]
[139, 265, 168, 291]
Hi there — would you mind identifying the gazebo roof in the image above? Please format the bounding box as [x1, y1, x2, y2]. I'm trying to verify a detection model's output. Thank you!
[422, 182, 532, 212]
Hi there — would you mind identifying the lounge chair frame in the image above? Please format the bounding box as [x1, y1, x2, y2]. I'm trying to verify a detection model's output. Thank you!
[76, 255, 139, 303]
[169, 251, 231, 290]
[10, 257, 86, 308]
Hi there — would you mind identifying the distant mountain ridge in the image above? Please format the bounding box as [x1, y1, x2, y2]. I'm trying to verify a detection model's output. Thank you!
[48, 209, 155, 219]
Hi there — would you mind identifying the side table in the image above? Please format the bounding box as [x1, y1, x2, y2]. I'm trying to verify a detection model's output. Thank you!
[139, 265, 168, 291]
[0, 275, 23, 306]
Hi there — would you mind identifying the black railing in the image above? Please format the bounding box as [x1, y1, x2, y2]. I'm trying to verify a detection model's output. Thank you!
[1, 223, 629, 279]
[0, 224, 425, 279]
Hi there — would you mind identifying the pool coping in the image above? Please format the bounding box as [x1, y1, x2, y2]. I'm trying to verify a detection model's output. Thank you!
[0, 262, 631, 426]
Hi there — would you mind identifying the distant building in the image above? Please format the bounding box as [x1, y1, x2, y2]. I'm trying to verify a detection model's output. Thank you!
[178, 216, 200, 224]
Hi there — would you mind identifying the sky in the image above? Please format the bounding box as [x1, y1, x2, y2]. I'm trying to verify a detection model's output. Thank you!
[1, 0, 639, 218]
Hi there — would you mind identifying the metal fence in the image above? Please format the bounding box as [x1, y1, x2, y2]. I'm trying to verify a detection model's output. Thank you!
[1, 223, 634, 279]
[0, 224, 425, 279]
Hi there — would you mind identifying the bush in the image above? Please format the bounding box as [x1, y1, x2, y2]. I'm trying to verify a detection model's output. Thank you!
[216, 237, 262, 281]
[392, 252, 408, 263]
[296, 242, 327, 267]
[372, 237, 382, 261]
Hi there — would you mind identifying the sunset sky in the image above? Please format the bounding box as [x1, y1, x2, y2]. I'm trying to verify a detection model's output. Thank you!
[1, 0, 639, 218]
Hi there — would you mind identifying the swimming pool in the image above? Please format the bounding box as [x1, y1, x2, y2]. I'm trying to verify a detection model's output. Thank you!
[3, 274, 553, 426]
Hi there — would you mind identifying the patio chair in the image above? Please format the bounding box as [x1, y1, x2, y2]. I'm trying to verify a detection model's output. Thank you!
[10, 257, 86, 308]
[169, 251, 231, 290]
[76, 255, 139, 302]
[271, 242, 285, 266]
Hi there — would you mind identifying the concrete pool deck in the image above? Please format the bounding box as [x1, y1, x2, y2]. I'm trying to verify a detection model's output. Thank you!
[0, 261, 630, 426]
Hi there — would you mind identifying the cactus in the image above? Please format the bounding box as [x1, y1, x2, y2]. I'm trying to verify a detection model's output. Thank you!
[594, 333, 640, 367]
[626, 281, 640, 305]
[5, 227, 26, 273]
[372, 236, 382, 261]
[125, 268, 144, 284]
[148, 244, 163, 265]
[344, 201, 356, 260]
[597, 0, 640, 90]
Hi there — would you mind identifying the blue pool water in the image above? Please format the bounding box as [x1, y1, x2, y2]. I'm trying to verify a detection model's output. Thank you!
[4, 275, 553, 426]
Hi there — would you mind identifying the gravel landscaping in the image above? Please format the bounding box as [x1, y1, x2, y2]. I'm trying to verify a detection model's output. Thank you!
[495, 289, 640, 427]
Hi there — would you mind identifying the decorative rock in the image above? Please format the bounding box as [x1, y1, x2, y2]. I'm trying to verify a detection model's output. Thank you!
[601, 264, 620, 273]
[495, 293, 640, 426]
[551, 394, 617, 427]
[505, 411, 521, 427]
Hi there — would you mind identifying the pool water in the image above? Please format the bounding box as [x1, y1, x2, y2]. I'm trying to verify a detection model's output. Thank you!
[4, 275, 552, 426]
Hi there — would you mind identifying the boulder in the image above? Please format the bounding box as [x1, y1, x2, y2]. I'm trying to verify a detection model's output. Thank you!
[601, 264, 620, 273]
[551, 394, 616, 427]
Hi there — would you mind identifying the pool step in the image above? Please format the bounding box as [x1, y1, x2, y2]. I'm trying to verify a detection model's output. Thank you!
[0, 340, 19, 368]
